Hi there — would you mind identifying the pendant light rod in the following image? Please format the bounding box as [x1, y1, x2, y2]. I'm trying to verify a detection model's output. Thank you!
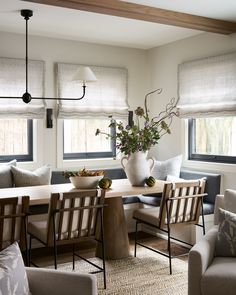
[0, 9, 94, 103]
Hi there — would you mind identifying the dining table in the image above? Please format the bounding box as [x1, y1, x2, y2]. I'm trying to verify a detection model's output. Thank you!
[0, 178, 165, 259]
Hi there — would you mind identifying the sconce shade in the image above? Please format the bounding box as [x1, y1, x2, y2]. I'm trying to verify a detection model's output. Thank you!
[72, 66, 97, 83]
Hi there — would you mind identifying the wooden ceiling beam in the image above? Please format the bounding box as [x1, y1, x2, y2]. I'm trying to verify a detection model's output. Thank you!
[23, 0, 236, 34]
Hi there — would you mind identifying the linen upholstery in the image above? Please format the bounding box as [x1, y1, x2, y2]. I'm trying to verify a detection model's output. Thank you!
[28, 221, 47, 244]
[188, 191, 236, 295]
[151, 155, 182, 180]
[224, 189, 236, 213]
[0, 159, 16, 188]
[133, 207, 160, 226]
[0, 242, 30, 295]
[201, 257, 236, 295]
[215, 208, 236, 257]
[26, 267, 97, 295]
[11, 165, 51, 187]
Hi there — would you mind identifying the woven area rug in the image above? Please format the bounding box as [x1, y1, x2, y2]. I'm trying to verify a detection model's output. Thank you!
[55, 248, 188, 295]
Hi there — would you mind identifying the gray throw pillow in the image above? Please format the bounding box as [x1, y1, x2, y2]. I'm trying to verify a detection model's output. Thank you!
[11, 165, 51, 187]
[0, 242, 30, 295]
[215, 208, 236, 257]
[0, 159, 17, 188]
[151, 155, 182, 180]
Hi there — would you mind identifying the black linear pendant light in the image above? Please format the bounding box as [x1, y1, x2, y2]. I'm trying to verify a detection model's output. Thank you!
[0, 9, 97, 104]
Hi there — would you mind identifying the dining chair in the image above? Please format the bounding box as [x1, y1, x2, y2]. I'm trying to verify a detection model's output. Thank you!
[28, 189, 107, 289]
[0, 196, 29, 265]
[133, 179, 207, 274]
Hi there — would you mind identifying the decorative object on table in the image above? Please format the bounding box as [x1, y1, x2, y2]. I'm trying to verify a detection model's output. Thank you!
[98, 178, 112, 189]
[145, 176, 156, 187]
[96, 89, 179, 186]
[63, 168, 104, 189]
[121, 151, 155, 186]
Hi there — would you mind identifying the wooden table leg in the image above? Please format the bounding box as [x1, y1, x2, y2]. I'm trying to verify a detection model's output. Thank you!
[96, 196, 130, 259]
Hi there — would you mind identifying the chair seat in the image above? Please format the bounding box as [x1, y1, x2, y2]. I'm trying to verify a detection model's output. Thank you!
[133, 206, 193, 226]
[28, 221, 92, 244]
[28, 221, 48, 244]
[201, 257, 236, 295]
[133, 207, 160, 226]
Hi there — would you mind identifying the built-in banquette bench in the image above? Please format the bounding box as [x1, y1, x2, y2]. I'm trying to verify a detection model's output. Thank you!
[50, 168, 221, 216]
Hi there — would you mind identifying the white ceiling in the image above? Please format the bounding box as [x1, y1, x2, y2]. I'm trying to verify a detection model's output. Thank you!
[0, 0, 235, 49]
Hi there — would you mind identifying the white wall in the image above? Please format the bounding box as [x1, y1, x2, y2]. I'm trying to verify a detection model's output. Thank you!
[147, 32, 236, 191]
[0, 31, 150, 170]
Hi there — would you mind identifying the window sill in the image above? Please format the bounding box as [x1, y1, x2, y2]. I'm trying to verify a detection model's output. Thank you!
[183, 159, 236, 173]
[57, 158, 122, 170]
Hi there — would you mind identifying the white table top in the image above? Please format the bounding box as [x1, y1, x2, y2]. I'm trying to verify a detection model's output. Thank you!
[0, 179, 165, 205]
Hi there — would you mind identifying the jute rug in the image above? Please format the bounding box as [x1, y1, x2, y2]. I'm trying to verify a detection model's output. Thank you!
[55, 248, 188, 295]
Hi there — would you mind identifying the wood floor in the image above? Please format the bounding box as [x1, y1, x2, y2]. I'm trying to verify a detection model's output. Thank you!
[30, 231, 189, 267]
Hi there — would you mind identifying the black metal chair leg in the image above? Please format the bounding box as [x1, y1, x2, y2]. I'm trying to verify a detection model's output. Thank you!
[29, 235, 32, 266]
[134, 221, 138, 257]
[23, 217, 29, 266]
[72, 244, 75, 270]
[100, 209, 107, 289]
[53, 243, 57, 269]
[166, 201, 172, 275]
[53, 214, 57, 269]
[167, 229, 172, 275]
[201, 200, 206, 235]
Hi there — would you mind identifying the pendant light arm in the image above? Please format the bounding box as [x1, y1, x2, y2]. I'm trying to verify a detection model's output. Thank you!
[0, 10, 93, 103]
[0, 85, 86, 101]
[25, 14, 29, 93]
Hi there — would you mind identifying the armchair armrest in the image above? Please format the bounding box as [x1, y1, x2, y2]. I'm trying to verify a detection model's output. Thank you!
[26, 267, 97, 295]
[188, 226, 218, 295]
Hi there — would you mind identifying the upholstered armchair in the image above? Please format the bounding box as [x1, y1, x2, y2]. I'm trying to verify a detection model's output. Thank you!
[188, 189, 236, 295]
[26, 267, 97, 295]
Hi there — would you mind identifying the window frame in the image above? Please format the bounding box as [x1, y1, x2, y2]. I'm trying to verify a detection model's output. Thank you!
[188, 118, 236, 164]
[0, 119, 33, 163]
[63, 120, 116, 160]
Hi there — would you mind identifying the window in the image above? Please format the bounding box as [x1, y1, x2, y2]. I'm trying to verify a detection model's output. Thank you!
[0, 57, 46, 163]
[57, 63, 128, 160]
[188, 117, 236, 164]
[63, 119, 115, 159]
[178, 52, 236, 164]
[0, 119, 33, 162]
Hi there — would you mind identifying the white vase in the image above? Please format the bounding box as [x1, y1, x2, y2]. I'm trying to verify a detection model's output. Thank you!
[121, 151, 155, 186]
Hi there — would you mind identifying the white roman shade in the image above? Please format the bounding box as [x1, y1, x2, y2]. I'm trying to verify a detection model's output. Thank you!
[178, 52, 236, 118]
[57, 63, 129, 119]
[0, 57, 45, 118]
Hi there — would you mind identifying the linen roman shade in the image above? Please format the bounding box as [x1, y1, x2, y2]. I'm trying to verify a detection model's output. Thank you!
[57, 63, 129, 119]
[0, 57, 45, 118]
[177, 52, 236, 118]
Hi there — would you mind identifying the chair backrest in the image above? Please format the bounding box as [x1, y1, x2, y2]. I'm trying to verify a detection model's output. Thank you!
[0, 196, 29, 250]
[158, 179, 206, 228]
[47, 190, 106, 245]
